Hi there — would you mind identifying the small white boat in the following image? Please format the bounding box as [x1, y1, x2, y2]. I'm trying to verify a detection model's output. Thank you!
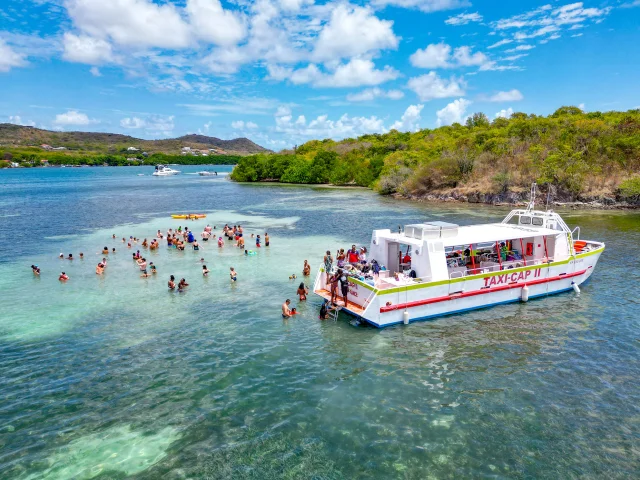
[314, 184, 604, 328]
[137, 174, 145, 176]
[198, 171, 218, 176]
[152, 165, 180, 176]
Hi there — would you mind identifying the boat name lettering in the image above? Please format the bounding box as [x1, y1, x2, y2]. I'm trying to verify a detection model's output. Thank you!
[483, 269, 542, 287]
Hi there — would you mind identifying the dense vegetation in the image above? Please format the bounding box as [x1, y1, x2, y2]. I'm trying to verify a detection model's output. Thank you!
[0, 147, 241, 167]
[230, 107, 640, 201]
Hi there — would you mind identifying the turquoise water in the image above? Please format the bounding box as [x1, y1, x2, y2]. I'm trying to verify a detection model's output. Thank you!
[1, 166, 639, 479]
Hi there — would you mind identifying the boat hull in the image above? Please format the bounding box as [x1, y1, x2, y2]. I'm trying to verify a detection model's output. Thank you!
[314, 246, 603, 328]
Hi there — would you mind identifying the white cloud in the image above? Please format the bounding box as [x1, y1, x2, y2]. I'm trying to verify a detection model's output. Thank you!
[89, 66, 101, 76]
[505, 45, 535, 53]
[373, 0, 471, 13]
[65, 0, 192, 49]
[62, 33, 114, 64]
[452, 45, 489, 67]
[578, 103, 585, 110]
[495, 107, 514, 119]
[8, 116, 36, 127]
[491, 2, 611, 42]
[571, 33, 583, 38]
[502, 54, 528, 62]
[390, 104, 424, 131]
[275, 106, 387, 139]
[312, 5, 399, 62]
[410, 43, 452, 68]
[488, 39, 513, 49]
[346, 88, 404, 102]
[436, 98, 471, 126]
[272, 58, 399, 88]
[120, 115, 174, 134]
[407, 72, 465, 101]
[278, 0, 314, 11]
[231, 120, 258, 129]
[411, 43, 492, 70]
[54, 110, 98, 126]
[0, 39, 27, 72]
[186, 0, 246, 47]
[488, 89, 524, 102]
[445, 12, 482, 26]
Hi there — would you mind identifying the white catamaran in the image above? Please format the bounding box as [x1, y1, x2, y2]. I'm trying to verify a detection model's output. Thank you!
[313, 185, 604, 328]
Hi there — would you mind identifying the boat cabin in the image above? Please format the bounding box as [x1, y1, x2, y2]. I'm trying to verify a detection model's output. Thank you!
[366, 210, 577, 290]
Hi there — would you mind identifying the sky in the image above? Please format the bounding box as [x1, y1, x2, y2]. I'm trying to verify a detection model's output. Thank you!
[0, 0, 639, 150]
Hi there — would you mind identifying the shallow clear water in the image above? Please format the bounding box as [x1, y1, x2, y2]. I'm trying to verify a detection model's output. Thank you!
[0, 166, 639, 479]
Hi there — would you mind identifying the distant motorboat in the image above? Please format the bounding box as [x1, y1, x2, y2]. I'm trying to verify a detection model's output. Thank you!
[198, 171, 218, 176]
[152, 165, 180, 176]
[137, 174, 145, 176]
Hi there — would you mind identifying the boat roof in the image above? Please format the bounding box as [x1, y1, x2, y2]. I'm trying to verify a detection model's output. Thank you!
[440, 223, 560, 247]
[376, 223, 560, 247]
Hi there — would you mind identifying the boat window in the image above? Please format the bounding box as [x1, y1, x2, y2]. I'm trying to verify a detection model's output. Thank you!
[532, 217, 543, 226]
[519, 216, 531, 225]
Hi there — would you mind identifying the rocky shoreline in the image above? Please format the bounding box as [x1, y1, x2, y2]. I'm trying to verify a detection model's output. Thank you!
[394, 189, 640, 210]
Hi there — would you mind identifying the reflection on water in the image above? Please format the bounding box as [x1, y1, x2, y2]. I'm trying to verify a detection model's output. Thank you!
[0, 166, 638, 479]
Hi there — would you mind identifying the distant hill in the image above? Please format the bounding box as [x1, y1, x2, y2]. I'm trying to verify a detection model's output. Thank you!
[0, 124, 269, 155]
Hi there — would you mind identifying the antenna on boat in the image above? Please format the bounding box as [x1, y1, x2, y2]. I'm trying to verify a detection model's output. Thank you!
[527, 182, 537, 212]
[545, 186, 551, 211]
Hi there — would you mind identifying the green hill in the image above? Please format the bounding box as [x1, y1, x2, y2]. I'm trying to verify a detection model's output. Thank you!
[0, 124, 269, 167]
[0, 124, 268, 155]
[230, 106, 640, 205]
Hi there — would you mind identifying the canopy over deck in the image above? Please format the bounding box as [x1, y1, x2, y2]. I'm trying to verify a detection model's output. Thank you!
[440, 223, 560, 247]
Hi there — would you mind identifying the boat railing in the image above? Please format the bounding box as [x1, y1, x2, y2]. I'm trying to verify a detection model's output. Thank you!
[572, 226, 580, 240]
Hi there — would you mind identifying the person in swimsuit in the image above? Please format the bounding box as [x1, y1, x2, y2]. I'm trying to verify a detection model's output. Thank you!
[31, 265, 40, 275]
[102, 246, 109, 254]
[102, 257, 108, 267]
[192, 241, 200, 251]
[255, 235, 261, 248]
[264, 233, 269, 246]
[168, 275, 176, 290]
[282, 299, 292, 318]
[330, 272, 339, 305]
[229, 267, 237, 282]
[297, 282, 308, 301]
[66, 254, 73, 260]
[202, 265, 210, 276]
[59, 272, 69, 281]
[178, 278, 189, 291]
[157, 230, 163, 239]
[142, 239, 148, 248]
[323, 251, 333, 283]
[302, 260, 311, 276]
[319, 299, 337, 320]
[96, 263, 104, 275]
[140, 269, 151, 278]
[149, 262, 157, 274]
[112, 247, 116, 253]
[336, 249, 346, 268]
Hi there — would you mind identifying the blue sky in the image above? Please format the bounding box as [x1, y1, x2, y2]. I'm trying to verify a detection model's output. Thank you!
[0, 0, 638, 149]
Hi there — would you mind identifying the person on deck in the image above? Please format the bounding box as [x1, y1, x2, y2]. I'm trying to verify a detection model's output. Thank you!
[339, 269, 349, 307]
[323, 251, 333, 283]
[348, 245, 359, 265]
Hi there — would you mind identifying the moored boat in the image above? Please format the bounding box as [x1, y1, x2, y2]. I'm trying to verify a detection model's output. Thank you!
[198, 171, 218, 176]
[313, 185, 605, 328]
[152, 165, 180, 176]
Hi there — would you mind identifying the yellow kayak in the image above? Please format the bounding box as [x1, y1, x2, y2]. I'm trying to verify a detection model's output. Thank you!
[171, 214, 207, 219]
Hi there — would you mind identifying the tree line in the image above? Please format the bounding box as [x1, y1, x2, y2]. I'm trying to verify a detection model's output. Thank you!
[230, 106, 640, 200]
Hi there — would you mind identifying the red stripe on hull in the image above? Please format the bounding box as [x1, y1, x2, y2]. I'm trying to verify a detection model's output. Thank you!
[380, 269, 587, 313]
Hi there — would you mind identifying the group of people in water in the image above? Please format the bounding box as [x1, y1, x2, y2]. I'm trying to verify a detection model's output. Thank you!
[34, 218, 346, 322]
